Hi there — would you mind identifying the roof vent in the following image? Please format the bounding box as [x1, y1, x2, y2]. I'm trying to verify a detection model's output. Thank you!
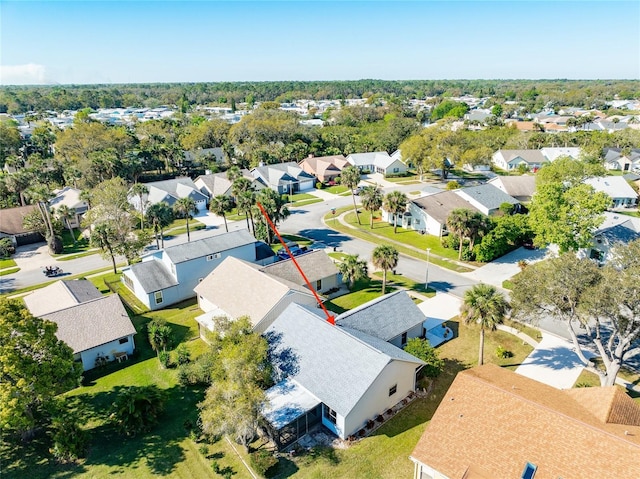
[521, 462, 537, 479]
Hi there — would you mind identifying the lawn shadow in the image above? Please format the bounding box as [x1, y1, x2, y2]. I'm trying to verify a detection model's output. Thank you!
[295, 228, 353, 248]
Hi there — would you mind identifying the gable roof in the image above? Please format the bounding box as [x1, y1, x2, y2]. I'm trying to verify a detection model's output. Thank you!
[487, 175, 536, 199]
[194, 257, 313, 328]
[140, 177, 208, 205]
[0, 204, 39, 235]
[49, 186, 87, 211]
[540, 146, 582, 162]
[346, 151, 394, 168]
[584, 176, 639, 200]
[23, 279, 103, 317]
[259, 250, 338, 284]
[252, 162, 315, 187]
[494, 149, 547, 165]
[411, 191, 482, 224]
[335, 291, 425, 341]
[195, 169, 254, 197]
[127, 260, 179, 294]
[41, 294, 136, 353]
[163, 229, 256, 264]
[299, 155, 349, 177]
[454, 184, 520, 211]
[411, 364, 640, 479]
[266, 303, 424, 417]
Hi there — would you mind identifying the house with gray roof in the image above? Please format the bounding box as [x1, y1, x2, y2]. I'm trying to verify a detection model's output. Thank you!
[184, 147, 224, 166]
[49, 186, 88, 228]
[194, 169, 263, 199]
[0, 204, 44, 246]
[251, 162, 316, 194]
[194, 256, 318, 336]
[121, 230, 275, 310]
[487, 175, 537, 202]
[403, 191, 484, 237]
[263, 303, 425, 446]
[346, 151, 408, 176]
[24, 281, 136, 371]
[584, 176, 638, 209]
[492, 149, 548, 171]
[603, 148, 640, 172]
[335, 291, 425, 349]
[578, 212, 640, 264]
[259, 250, 341, 295]
[454, 184, 521, 216]
[128, 177, 208, 214]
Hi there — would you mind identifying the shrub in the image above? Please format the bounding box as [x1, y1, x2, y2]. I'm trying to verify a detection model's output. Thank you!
[176, 343, 191, 365]
[158, 350, 171, 368]
[366, 419, 375, 429]
[376, 414, 384, 423]
[446, 180, 460, 190]
[249, 449, 278, 476]
[199, 444, 209, 456]
[0, 237, 15, 258]
[110, 385, 167, 436]
[495, 345, 513, 359]
[404, 338, 444, 378]
[316, 182, 323, 189]
[49, 409, 89, 463]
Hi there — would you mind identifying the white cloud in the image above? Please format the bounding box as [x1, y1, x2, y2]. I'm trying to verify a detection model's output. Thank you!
[0, 63, 53, 85]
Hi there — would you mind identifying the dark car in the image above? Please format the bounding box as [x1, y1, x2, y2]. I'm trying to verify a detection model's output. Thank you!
[522, 239, 536, 250]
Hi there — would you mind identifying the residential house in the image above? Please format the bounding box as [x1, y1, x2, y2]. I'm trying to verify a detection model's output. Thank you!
[623, 172, 640, 191]
[400, 191, 483, 237]
[491, 149, 548, 171]
[487, 175, 537, 202]
[193, 256, 318, 336]
[251, 162, 316, 194]
[23, 280, 136, 371]
[128, 177, 208, 214]
[335, 291, 426, 349]
[579, 212, 640, 264]
[584, 176, 638, 209]
[121, 230, 273, 310]
[194, 169, 263, 199]
[0, 204, 43, 246]
[263, 303, 425, 447]
[258, 250, 341, 295]
[298, 155, 349, 183]
[454, 184, 521, 216]
[410, 364, 640, 479]
[346, 151, 408, 176]
[540, 146, 582, 162]
[603, 148, 640, 172]
[49, 186, 89, 228]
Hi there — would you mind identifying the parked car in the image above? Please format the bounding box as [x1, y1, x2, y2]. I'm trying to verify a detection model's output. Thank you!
[352, 187, 362, 195]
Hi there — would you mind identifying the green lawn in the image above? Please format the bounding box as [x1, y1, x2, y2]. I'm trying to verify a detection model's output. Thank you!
[324, 185, 348, 194]
[0, 267, 20, 276]
[56, 250, 101, 261]
[0, 258, 17, 268]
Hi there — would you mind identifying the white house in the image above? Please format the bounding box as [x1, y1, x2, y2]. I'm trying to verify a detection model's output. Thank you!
[346, 151, 408, 176]
[263, 303, 425, 447]
[584, 176, 638, 209]
[128, 177, 208, 214]
[540, 147, 582, 162]
[491, 149, 548, 171]
[49, 187, 89, 228]
[603, 148, 640, 172]
[578, 212, 640, 264]
[487, 175, 537, 202]
[453, 184, 521, 216]
[23, 280, 136, 371]
[121, 230, 274, 310]
[251, 162, 316, 194]
[194, 169, 264, 199]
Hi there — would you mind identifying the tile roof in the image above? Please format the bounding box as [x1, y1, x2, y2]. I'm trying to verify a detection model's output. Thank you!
[454, 184, 520, 211]
[411, 191, 482, 224]
[411, 364, 640, 479]
[266, 303, 424, 417]
[41, 294, 136, 353]
[163, 229, 256, 263]
[259, 250, 338, 284]
[127, 260, 179, 294]
[335, 291, 425, 341]
[23, 280, 103, 317]
[0, 204, 39, 235]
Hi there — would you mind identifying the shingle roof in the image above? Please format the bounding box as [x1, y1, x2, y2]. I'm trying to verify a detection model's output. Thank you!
[335, 291, 425, 341]
[163, 229, 256, 264]
[487, 175, 536, 199]
[41, 294, 136, 353]
[454, 184, 520, 211]
[194, 257, 314, 328]
[266, 303, 424, 417]
[252, 162, 314, 187]
[49, 187, 87, 211]
[0, 204, 39, 235]
[259, 250, 338, 284]
[584, 176, 638, 200]
[23, 280, 103, 317]
[410, 364, 640, 479]
[346, 151, 393, 168]
[127, 260, 179, 294]
[495, 149, 547, 165]
[411, 191, 482, 224]
[195, 169, 253, 197]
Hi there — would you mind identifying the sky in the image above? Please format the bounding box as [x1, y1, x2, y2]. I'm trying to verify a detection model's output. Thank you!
[1, 1, 639, 85]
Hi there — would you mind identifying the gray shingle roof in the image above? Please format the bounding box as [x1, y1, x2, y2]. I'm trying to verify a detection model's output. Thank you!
[23, 280, 103, 317]
[488, 176, 536, 200]
[266, 303, 424, 417]
[455, 184, 520, 211]
[41, 294, 136, 353]
[496, 149, 547, 165]
[252, 162, 314, 187]
[259, 250, 338, 284]
[164, 229, 256, 264]
[335, 291, 426, 341]
[129, 260, 179, 293]
[412, 191, 482, 224]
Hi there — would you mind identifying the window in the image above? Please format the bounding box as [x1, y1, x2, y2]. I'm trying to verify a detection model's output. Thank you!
[389, 384, 397, 396]
[323, 405, 337, 424]
[206, 253, 221, 261]
[401, 332, 408, 346]
[393, 167, 399, 173]
[154, 291, 163, 304]
[119, 337, 129, 344]
[316, 279, 322, 291]
[122, 274, 134, 290]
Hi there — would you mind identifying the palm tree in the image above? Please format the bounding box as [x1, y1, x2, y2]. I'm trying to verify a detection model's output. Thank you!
[209, 195, 233, 232]
[173, 197, 198, 242]
[226, 165, 242, 182]
[146, 202, 174, 249]
[446, 208, 475, 260]
[337, 254, 369, 289]
[372, 244, 398, 294]
[460, 283, 509, 366]
[236, 188, 256, 234]
[130, 183, 149, 230]
[383, 191, 408, 233]
[56, 205, 77, 245]
[255, 188, 290, 243]
[340, 165, 362, 225]
[360, 185, 383, 229]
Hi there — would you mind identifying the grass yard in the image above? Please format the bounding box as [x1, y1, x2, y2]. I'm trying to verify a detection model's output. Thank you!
[323, 185, 348, 194]
[324, 278, 396, 313]
[0, 267, 20, 276]
[0, 258, 17, 268]
[372, 271, 437, 296]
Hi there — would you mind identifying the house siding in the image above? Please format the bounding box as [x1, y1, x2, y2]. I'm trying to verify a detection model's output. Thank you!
[79, 334, 135, 371]
[412, 461, 450, 479]
[383, 159, 408, 176]
[121, 268, 152, 310]
[407, 203, 443, 236]
[343, 360, 418, 438]
[387, 323, 424, 349]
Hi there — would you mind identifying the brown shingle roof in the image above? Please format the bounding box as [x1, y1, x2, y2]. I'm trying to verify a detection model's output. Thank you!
[411, 364, 640, 479]
[259, 250, 338, 284]
[565, 386, 640, 426]
[0, 204, 39, 235]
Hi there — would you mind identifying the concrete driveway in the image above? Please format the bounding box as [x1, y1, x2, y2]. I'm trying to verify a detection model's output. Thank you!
[515, 333, 594, 389]
[416, 292, 462, 320]
[462, 246, 548, 288]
